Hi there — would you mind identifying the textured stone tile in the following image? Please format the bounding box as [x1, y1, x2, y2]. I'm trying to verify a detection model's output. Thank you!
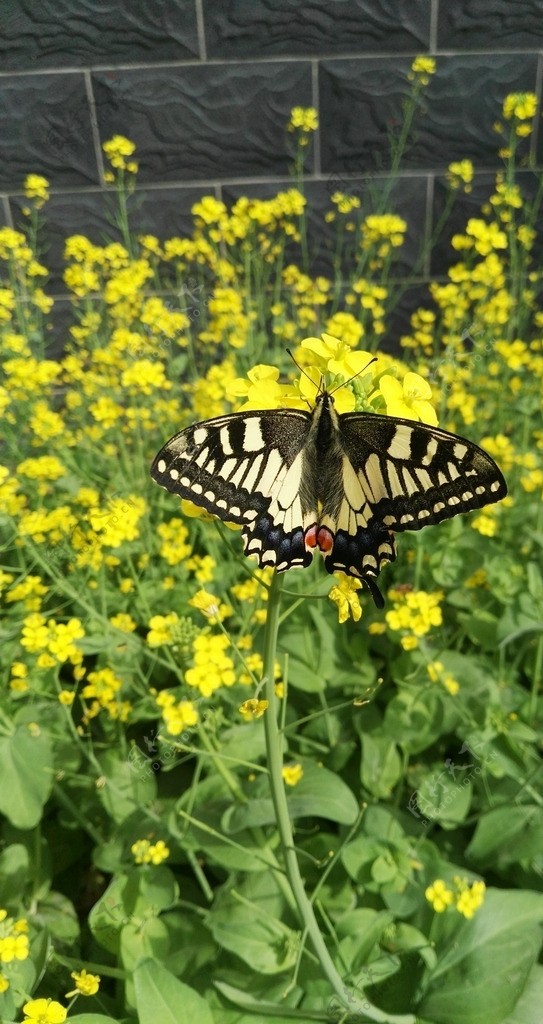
[0, 74, 99, 189]
[9, 186, 209, 289]
[320, 54, 540, 174]
[438, 0, 543, 49]
[92, 63, 312, 182]
[1, 0, 199, 70]
[206, 0, 430, 58]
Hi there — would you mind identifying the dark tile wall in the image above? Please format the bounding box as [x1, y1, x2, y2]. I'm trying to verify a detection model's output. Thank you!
[1, 0, 541, 308]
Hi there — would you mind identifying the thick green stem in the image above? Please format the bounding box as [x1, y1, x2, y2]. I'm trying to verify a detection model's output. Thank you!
[261, 572, 414, 1024]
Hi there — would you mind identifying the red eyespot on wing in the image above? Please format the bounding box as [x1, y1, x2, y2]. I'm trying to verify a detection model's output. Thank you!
[304, 524, 335, 554]
[316, 526, 334, 553]
[304, 524, 319, 550]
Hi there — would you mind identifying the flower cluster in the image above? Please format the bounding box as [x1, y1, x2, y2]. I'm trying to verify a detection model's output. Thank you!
[131, 839, 170, 865]
[425, 877, 486, 919]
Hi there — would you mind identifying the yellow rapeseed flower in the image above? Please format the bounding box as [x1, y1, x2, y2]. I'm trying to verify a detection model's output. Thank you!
[425, 879, 454, 912]
[288, 106, 319, 134]
[386, 589, 443, 638]
[23, 999, 67, 1023]
[502, 92, 537, 121]
[161, 698, 199, 736]
[185, 633, 235, 696]
[409, 56, 436, 85]
[24, 174, 50, 207]
[65, 969, 101, 998]
[282, 763, 304, 786]
[328, 575, 363, 623]
[146, 612, 180, 647]
[239, 698, 269, 721]
[379, 372, 438, 425]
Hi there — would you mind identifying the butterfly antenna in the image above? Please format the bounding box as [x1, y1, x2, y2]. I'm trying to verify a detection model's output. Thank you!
[286, 348, 324, 396]
[329, 356, 378, 396]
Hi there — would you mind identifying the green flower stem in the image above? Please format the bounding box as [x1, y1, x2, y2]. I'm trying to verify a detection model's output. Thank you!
[262, 572, 415, 1023]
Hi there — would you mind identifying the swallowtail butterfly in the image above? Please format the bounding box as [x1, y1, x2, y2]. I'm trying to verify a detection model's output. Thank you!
[151, 392, 507, 607]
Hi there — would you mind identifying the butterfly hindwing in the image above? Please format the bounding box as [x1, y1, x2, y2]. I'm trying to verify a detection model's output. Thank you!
[151, 409, 316, 571]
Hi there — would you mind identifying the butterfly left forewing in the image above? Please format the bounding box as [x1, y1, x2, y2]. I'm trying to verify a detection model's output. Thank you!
[151, 409, 316, 571]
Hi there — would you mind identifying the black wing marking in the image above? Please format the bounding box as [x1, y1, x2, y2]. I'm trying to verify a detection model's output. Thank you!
[151, 409, 316, 571]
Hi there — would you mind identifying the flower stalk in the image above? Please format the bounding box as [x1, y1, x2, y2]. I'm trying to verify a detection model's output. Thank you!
[261, 571, 415, 1024]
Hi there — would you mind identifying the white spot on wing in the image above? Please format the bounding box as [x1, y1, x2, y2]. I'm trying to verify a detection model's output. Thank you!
[220, 425, 233, 455]
[157, 459, 166, 473]
[170, 468, 179, 480]
[447, 462, 460, 481]
[453, 443, 468, 460]
[243, 418, 265, 452]
[421, 437, 439, 466]
[388, 426, 412, 460]
[193, 427, 208, 446]
[196, 447, 209, 468]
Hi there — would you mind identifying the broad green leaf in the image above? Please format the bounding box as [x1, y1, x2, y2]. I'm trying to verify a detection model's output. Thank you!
[417, 772, 472, 828]
[0, 727, 53, 828]
[384, 690, 444, 754]
[208, 890, 299, 974]
[466, 806, 543, 869]
[361, 734, 402, 798]
[120, 916, 170, 971]
[69, 1017, 122, 1023]
[134, 959, 214, 1024]
[37, 890, 79, 943]
[96, 748, 156, 823]
[0, 844, 29, 905]
[502, 964, 543, 1023]
[419, 889, 543, 1024]
[214, 981, 307, 1022]
[226, 762, 358, 830]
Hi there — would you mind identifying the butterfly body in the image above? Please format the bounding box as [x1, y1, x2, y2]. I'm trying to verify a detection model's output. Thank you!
[151, 391, 507, 607]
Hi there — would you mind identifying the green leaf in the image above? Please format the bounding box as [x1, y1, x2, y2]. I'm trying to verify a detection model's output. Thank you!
[0, 727, 53, 828]
[208, 888, 299, 975]
[417, 772, 472, 828]
[502, 964, 543, 1024]
[36, 890, 79, 943]
[0, 844, 29, 906]
[466, 806, 543, 869]
[134, 959, 215, 1024]
[360, 734, 402, 798]
[225, 762, 358, 830]
[68, 1017, 122, 1023]
[96, 748, 156, 823]
[383, 690, 444, 754]
[419, 889, 543, 1024]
